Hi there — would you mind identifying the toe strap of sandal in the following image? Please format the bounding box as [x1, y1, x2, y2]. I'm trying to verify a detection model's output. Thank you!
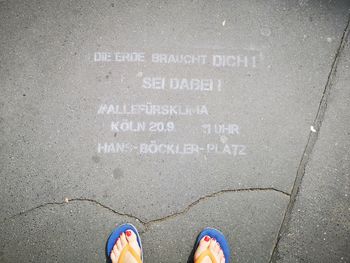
[118, 244, 142, 263]
[194, 249, 218, 263]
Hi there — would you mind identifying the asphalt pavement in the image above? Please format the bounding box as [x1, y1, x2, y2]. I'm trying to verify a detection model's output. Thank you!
[0, 1, 349, 262]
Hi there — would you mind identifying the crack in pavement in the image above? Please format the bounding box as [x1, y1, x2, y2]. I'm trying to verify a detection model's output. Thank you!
[2, 187, 290, 228]
[143, 187, 289, 229]
[269, 13, 350, 263]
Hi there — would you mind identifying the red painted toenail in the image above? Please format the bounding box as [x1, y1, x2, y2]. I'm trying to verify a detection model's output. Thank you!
[126, 230, 132, 237]
[204, 236, 210, 242]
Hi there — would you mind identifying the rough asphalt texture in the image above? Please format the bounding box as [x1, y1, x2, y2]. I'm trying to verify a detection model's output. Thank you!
[0, 1, 349, 262]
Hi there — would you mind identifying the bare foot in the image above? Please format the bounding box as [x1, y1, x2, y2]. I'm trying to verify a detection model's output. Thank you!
[110, 230, 141, 263]
[194, 236, 225, 263]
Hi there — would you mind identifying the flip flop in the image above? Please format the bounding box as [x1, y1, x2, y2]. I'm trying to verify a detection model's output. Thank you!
[194, 228, 231, 263]
[106, 223, 143, 263]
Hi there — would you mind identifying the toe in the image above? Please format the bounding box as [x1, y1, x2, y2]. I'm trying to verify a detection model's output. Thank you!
[116, 237, 122, 250]
[111, 244, 119, 263]
[112, 244, 118, 254]
[219, 249, 225, 261]
[199, 236, 211, 250]
[110, 250, 116, 262]
[214, 241, 221, 254]
[194, 236, 210, 260]
[125, 230, 137, 243]
[209, 239, 216, 251]
[120, 232, 127, 246]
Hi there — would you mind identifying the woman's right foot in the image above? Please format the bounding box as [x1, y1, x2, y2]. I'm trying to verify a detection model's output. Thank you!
[194, 235, 225, 263]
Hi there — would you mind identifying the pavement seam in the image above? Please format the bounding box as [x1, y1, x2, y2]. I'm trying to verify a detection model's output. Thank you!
[269, 14, 350, 263]
[2, 187, 289, 227]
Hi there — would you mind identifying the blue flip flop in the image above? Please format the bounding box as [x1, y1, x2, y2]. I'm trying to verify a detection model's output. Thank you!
[106, 223, 143, 262]
[194, 227, 231, 263]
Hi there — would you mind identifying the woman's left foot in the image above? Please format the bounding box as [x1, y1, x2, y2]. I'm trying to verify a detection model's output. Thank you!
[110, 230, 141, 263]
[194, 235, 225, 263]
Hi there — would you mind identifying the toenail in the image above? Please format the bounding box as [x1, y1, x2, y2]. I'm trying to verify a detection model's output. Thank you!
[126, 230, 132, 237]
[204, 236, 210, 242]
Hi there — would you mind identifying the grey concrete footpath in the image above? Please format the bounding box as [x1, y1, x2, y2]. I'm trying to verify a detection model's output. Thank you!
[0, 191, 288, 262]
[0, 0, 350, 262]
[273, 31, 350, 263]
